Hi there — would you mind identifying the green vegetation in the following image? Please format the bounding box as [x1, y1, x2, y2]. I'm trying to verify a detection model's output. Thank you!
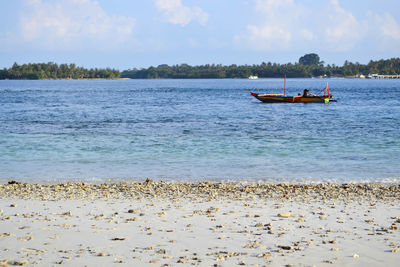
[298, 53, 322, 66]
[0, 62, 120, 80]
[1, 54, 399, 80]
[121, 55, 400, 79]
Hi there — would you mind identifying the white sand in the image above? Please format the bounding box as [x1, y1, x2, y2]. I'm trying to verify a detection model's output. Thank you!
[1, 195, 399, 266]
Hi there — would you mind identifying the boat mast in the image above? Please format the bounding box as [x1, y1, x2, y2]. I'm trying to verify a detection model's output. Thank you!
[284, 74, 286, 96]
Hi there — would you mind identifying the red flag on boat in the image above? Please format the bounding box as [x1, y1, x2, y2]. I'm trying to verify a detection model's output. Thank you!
[324, 82, 330, 96]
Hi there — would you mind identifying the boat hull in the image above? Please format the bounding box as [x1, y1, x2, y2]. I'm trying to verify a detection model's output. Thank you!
[251, 92, 333, 103]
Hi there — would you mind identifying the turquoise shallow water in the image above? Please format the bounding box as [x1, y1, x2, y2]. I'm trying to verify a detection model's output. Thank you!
[0, 78, 399, 182]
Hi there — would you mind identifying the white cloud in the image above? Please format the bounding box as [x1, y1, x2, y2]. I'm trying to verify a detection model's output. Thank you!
[235, 0, 312, 51]
[236, 0, 364, 52]
[376, 13, 400, 40]
[324, 0, 362, 51]
[154, 0, 208, 26]
[363, 12, 400, 52]
[20, 0, 136, 50]
[245, 24, 291, 50]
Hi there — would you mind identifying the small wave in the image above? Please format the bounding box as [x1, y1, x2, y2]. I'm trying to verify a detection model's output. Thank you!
[1, 176, 399, 185]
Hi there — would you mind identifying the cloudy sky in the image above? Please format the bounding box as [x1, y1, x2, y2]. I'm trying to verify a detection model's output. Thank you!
[1, 0, 400, 69]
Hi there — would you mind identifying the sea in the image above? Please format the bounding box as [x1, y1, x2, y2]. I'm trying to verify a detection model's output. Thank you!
[0, 78, 399, 183]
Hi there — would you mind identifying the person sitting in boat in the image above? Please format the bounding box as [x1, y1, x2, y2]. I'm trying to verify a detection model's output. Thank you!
[303, 89, 309, 97]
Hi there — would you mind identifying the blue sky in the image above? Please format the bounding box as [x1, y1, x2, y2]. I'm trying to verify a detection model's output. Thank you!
[1, 0, 400, 69]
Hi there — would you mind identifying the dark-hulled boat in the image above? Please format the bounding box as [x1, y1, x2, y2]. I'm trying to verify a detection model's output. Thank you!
[250, 76, 335, 103]
[250, 92, 334, 103]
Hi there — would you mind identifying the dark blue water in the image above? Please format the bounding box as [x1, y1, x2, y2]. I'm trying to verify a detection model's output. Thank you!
[0, 79, 399, 182]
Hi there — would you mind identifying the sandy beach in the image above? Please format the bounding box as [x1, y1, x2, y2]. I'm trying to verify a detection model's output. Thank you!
[1, 180, 399, 266]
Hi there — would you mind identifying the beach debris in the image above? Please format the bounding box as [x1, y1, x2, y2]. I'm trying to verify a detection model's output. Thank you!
[1, 181, 400, 202]
[278, 245, 294, 251]
[114, 258, 123, 263]
[176, 258, 186, 263]
[244, 241, 265, 249]
[216, 255, 225, 261]
[257, 252, 272, 258]
[62, 211, 72, 216]
[278, 213, 291, 218]
[6, 260, 29, 266]
[156, 249, 166, 255]
[127, 209, 139, 214]
[18, 236, 33, 241]
[156, 212, 166, 216]
[1, 181, 400, 266]
[144, 178, 153, 185]
[111, 237, 126, 241]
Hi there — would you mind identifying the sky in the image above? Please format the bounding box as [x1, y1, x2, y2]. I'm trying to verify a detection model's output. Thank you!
[1, 0, 400, 70]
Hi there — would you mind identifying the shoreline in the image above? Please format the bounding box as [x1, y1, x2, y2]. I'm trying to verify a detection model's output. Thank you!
[2, 76, 398, 81]
[1, 181, 399, 266]
[1, 180, 400, 201]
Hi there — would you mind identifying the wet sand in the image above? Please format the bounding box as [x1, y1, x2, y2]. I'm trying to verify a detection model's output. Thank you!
[1, 180, 399, 266]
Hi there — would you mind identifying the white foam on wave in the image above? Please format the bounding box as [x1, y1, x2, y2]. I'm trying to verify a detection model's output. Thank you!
[2, 176, 399, 185]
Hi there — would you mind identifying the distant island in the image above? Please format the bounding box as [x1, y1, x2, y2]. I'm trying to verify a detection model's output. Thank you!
[0, 62, 120, 80]
[1, 54, 399, 80]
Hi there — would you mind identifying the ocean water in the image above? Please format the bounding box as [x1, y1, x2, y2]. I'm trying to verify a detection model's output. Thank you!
[0, 78, 399, 182]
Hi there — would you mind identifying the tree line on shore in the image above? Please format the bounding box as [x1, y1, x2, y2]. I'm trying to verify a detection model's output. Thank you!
[0, 62, 120, 80]
[1, 54, 399, 80]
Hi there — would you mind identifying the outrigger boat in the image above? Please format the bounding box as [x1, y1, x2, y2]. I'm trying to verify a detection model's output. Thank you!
[250, 75, 335, 103]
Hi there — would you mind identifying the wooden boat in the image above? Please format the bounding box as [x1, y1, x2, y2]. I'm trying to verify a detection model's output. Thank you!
[250, 92, 334, 103]
[250, 75, 335, 103]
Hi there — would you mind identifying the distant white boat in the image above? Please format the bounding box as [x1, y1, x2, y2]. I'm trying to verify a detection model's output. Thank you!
[366, 74, 378, 79]
[248, 75, 258, 79]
